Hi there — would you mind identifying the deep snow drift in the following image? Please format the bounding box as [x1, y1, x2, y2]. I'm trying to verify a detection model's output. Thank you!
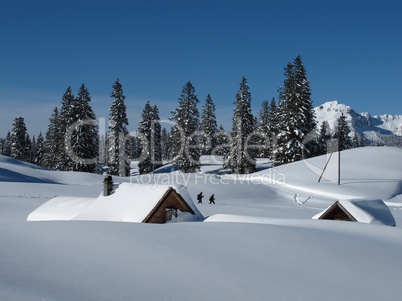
[1, 147, 402, 301]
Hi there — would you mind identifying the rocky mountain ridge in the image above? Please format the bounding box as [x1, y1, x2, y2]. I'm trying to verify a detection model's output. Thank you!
[314, 101, 402, 145]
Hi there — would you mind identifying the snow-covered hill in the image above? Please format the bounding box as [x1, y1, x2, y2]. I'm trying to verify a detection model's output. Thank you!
[315, 100, 402, 144]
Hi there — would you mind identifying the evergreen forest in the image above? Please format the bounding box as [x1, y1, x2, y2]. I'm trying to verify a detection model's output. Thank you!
[0, 56, 373, 175]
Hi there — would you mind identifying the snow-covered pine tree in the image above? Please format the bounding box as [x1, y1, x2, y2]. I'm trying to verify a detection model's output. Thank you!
[58, 86, 75, 170]
[108, 79, 130, 176]
[274, 56, 316, 165]
[138, 102, 162, 173]
[127, 135, 141, 160]
[352, 132, 359, 148]
[98, 134, 108, 165]
[138, 101, 154, 174]
[294, 56, 317, 158]
[275, 63, 302, 165]
[161, 128, 169, 161]
[24, 133, 31, 162]
[168, 126, 180, 160]
[0, 138, 4, 155]
[10, 117, 28, 161]
[134, 136, 142, 159]
[42, 107, 60, 169]
[224, 76, 256, 174]
[256, 99, 271, 158]
[34, 132, 44, 166]
[151, 105, 163, 169]
[293, 56, 316, 137]
[3, 131, 12, 156]
[358, 134, 367, 147]
[316, 121, 331, 155]
[127, 136, 135, 159]
[267, 98, 279, 159]
[199, 94, 218, 155]
[214, 125, 230, 156]
[268, 97, 278, 126]
[170, 81, 200, 173]
[26, 134, 33, 163]
[68, 83, 99, 173]
[352, 132, 367, 148]
[335, 113, 352, 151]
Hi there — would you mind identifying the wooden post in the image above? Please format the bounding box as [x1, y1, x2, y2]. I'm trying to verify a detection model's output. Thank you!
[318, 151, 333, 182]
[338, 138, 341, 185]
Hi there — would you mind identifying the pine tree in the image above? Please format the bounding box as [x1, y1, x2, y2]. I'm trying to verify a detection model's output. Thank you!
[35, 132, 44, 166]
[214, 125, 230, 156]
[99, 134, 108, 165]
[275, 63, 302, 165]
[0, 138, 4, 155]
[224, 76, 256, 174]
[68, 83, 99, 173]
[168, 126, 180, 160]
[256, 99, 271, 158]
[58, 86, 75, 170]
[161, 128, 169, 161]
[359, 134, 367, 147]
[268, 98, 279, 157]
[170, 81, 200, 173]
[108, 79, 130, 176]
[133, 136, 142, 159]
[199, 94, 218, 155]
[43, 107, 61, 169]
[268, 98, 278, 131]
[25, 134, 33, 162]
[10, 117, 28, 161]
[352, 132, 359, 148]
[127, 135, 141, 160]
[151, 105, 163, 169]
[2, 131, 12, 156]
[293, 56, 316, 136]
[138, 102, 162, 174]
[274, 56, 316, 165]
[335, 113, 352, 151]
[317, 121, 331, 155]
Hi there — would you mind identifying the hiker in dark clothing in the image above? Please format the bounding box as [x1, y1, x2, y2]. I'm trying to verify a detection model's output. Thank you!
[209, 194, 215, 204]
[197, 192, 204, 204]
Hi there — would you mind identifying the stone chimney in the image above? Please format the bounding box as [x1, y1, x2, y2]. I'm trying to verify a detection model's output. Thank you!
[103, 175, 114, 196]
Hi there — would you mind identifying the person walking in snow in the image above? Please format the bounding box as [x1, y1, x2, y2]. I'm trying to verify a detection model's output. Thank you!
[209, 194, 215, 204]
[197, 192, 204, 204]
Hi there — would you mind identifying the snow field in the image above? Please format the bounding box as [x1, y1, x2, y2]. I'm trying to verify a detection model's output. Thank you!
[1, 146, 402, 300]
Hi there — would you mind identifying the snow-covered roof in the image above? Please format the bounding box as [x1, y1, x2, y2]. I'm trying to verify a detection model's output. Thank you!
[28, 183, 203, 223]
[313, 199, 396, 226]
[27, 196, 95, 221]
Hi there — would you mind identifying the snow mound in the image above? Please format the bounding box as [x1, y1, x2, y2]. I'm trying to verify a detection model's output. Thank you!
[27, 196, 95, 221]
[0, 154, 104, 185]
[255, 146, 402, 201]
[0, 154, 56, 183]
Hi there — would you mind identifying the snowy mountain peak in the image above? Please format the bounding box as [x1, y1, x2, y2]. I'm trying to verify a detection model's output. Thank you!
[315, 100, 402, 145]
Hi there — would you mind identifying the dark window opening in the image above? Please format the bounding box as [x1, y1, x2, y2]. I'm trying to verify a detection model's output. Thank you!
[165, 208, 178, 221]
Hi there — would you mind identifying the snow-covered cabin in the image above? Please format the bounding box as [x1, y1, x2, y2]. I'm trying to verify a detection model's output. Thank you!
[28, 183, 204, 223]
[312, 199, 395, 226]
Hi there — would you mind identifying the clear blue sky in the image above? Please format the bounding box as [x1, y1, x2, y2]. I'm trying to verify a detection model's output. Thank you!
[1, 0, 401, 136]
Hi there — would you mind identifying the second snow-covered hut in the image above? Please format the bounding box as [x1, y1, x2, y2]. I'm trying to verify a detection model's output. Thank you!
[312, 199, 395, 226]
